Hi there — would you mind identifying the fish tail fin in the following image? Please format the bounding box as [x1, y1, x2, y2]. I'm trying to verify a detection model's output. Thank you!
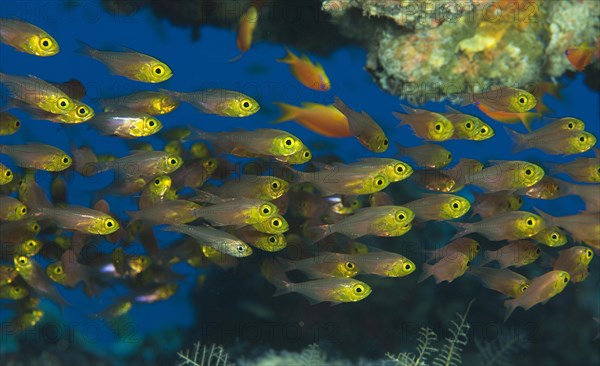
[306, 224, 333, 244]
[392, 112, 408, 127]
[75, 39, 97, 58]
[273, 102, 299, 123]
[503, 126, 527, 153]
[332, 96, 350, 114]
[521, 112, 540, 132]
[276, 47, 297, 64]
[503, 298, 518, 322]
[157, 88, 182, 101]
[261, 259, 292, 294]
[417, 263, 433, 283]
[275, 257, 296, 272]
[448, 222, 472, 240]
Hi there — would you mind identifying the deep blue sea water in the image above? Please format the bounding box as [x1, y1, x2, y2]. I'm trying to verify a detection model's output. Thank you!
[0, 1, 599, 365]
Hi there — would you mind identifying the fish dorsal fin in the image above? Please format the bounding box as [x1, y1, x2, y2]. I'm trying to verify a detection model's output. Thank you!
[444, 105, 463, 114]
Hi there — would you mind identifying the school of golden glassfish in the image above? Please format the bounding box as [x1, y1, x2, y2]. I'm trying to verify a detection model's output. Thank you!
[0, 12, 598, 332]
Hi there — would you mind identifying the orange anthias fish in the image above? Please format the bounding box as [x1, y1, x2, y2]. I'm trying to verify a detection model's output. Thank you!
[565, 42, 596, 72]
[273, 102, 350, 137]
[230, 6, 259, 62]
[476, 103, 541, 132]
[277, 48, 331, 91]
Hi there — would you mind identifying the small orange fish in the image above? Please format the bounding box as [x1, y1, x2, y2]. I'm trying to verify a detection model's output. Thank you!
[476, 103, 540, 132]
[277, 48, 331, 91]
[565, 42, 596, 71]
[230, 6, 259, 62]
[273, 102, 350, 137]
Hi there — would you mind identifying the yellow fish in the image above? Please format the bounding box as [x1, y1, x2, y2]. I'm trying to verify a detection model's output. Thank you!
[78, 40, 172, 83]
[333, 97, 389, 153]
[505, 127, 596, 155]
[0, 144, 72, 172]
[394, 105, 454, 141]
[0, 73, 75, 114]
[101, 91, 179, 115]
[481, 240, 541, 268]
[164, 225, 253, 258]
[404, 194, 471, 221]
[396, 142, 452, 169]
[0, 112, 21, 135]
[451, 211, 544, 241]
[0, 18, 59, 56]
[462, 86, 537, 113]
[0, 196, 28, 221]
[277, 253, 359, 279]
[277, 47, 331, 91]
[88, 112, 163, 138]
[504, 270, 569, 321]
[160, 89, 259, 117]
[468, 267, 529, 299]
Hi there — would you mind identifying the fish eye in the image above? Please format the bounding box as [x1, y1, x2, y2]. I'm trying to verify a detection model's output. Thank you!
[14, 286, 21, 293]
[395, 164, 405, 173]
[104, 219, 115, 229]
[447, 153, 452, 160]
[57, 97, 70, 110]
[404, 263, 412, 271]
[17, 256, 28, 265]
[345, 262, 355, 270]
[154, 178, 161, 185]
[351, 199, 360, 208]
[271, 181, 280, 189]
[434, 123, 442, 131]
[21, 207, 27, 214]
[5, 170, 11, 177]
[169, 158, 178, 165]
[303, 151, 311, 158]
[551, 233, 558, 240]
[76, 106, 88, 116]
[579, 135, 586, 142]
[526, 218, 534, 226]
[55, 265, 63, 274]
[525, 168, 532, 175]
[27, 240, 36, 247]
[375, 178, 384, 186]
[382, 139, 389, 146]
[587, 250, 593, 257]
[271, 218, 281, 227]
[518, 95, 527, 105]
[237, 245, 246, 252]
[39, 37, 52, 49]
[147, 119, 156, 127]
[240, 99, 253, 111]
[268, 236, 276, 243]
[451, 200, 460, 209]
[62, 156, 71, 164]
[466, 260, 471, 267]
[14, 120, 20, 127]
[563, 276, 568, 283]
[260, 204, 272, 216]
[32, 224, 40, 231]
[517, 197, 522, 204]
[153, 65, 165, 75]
[465, 121, 473, 129]
[353, 284, 364, 294]
[475, 244, 480, 250]
[535, 248, 541, 254]
[397, 212, 406, 221]
[521, 285, 529, 292]
[283, 137, 294, 146]
[568, 122, 574, 129]
[480, 127, 488, 134]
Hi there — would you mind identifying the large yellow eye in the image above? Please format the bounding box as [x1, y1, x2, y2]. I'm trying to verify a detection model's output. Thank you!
[450, 200, 461, 210]
[480, 126, 488, 134]
[464, 120, 474, 130]
[17, 256, 28, 266]
[154, 178, 162, 186]
[586, 249, 593, 258]
[39, 37, 53, 50]
[168, 157, 179, 166]
[434, 123, 443, 131]
[19, 206, 28, 215]
[524, 167, 533, 176]
[104, 218, 116, 229]
[14, 120, 20, 128]
[283, 137, 294, 147]
[350, 199, 361, 209]
[61, 156, 71, 165]
[4, 170, 11, 177]
[396, 211, 406, 221]
[517, 95, 528, 105]
[54, 265, 63, 274]
[76, 106, 89, 117]
[579, 135, 587, 142]
[271, 180, 281, 190]
[303, 150, 311, 159]
[57, 97, 70, 110]
[153, 65, 165, 76]
[373, 176, 385, 187]
[563, 275, 569, 283]
[345, 262, 355, 270]
[271, 218, 281, 227]
[353, 284, 365, 295]
[550, 232, 559, 241]
[32, 223, 40, 232]
[526, 217, 535, 226]
[147, 119, 158, 128]
[240, 99, 253, 111]
[395, 164, 406, 173]
[521, 284, 529, 293]
[260, 204, 272, 216]
[567, 122, 574, 129]
[268, 236, 277, 243]
[403, 262, 412, 272]
[26, 240, 36, 248]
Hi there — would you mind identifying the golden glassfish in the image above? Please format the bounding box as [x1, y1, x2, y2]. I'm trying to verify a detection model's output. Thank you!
[418, 252, 470, 284]
[274, 102, 350, 137]
[14, 255, 68, 308]
[348, 250, 415, 278]
[164, 225, 253, 257]
[461, 86, 537, 113]
[393, 105, 454, 141]
[0, 112, 21, 135]
[277, 253, 359, 279]
[160, 89, 258, 117]
[451, 211, 544, 241]
[308, 205, 414, 243]
[456, 160, 544, 192]
[533, 226, 568, 247]
[425, 237, 480, 263]
[0, 196, 28, 221]
[517, 176, 568, 200]
[481, 240, 541, 268]
[505, 127, 596, 155]
[0, 18, 59, 56]
[128, 200, 201, 225]
[0, 73, 75, 114]
[332, 96, 389, 152]
[396, 142, 452, 169]
[468, 267, 529, 299]
[86, 151, 183, 180]
[233, 230, 286, 252]
[548, 148, 600, 183]
[443, 106, 492, 140]
[206, 176, 289, 201]
[101, 91, 179, 115]
[78, 40, 172, 83]
[277, 47, 331, 91]
[189, 197, 278, 226]
[139, 175, 172, 209]
[0, 144, 72, 172]
[88, 111, 163, 138]
[471, 190, 523, 219]
[404, 194, 471, 221]
[504, 270, 569, 321]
